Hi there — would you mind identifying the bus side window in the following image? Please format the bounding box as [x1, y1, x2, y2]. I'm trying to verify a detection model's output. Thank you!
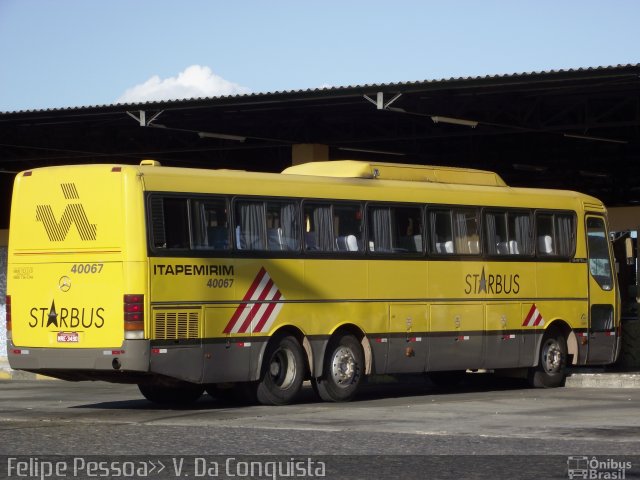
[508, 211, 533, 255]
[368, 206, 393, 253]
[150, 196, 167, 248]
[266, 201, 300, 251]
[235, 201, 266, 250]
[453, 207, 479, 255]
[430, 209, 454, 255]
[191, 199, 229, 250]
[369, 205, 423, 254]
[402, 208, 424, 253]
[536, 212, 575, 257]
[555, 214, 575, 257]
[161, 197, 190, 249]
[485, 211, 507, 255]
[304, 203, 332, 252]
[333, 203, 363, 252]
[485, 210, 532, 256]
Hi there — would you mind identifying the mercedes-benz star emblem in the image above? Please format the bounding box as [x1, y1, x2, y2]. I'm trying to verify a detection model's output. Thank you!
[59, 276, 71, 292]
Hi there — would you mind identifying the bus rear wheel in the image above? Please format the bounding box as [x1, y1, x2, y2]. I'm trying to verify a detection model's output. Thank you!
[529, 330, 567, 388]
[138, 382, 205, 406]
[256, 335, 305, 405]
[313, 333, 364, 402]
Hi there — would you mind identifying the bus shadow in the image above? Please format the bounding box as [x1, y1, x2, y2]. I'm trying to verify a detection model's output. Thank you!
[354, 373, 530, 401]
[71, 374, 530, 411]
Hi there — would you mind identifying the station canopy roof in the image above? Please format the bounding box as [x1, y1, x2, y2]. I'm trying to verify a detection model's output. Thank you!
[1, 63, 639, 226]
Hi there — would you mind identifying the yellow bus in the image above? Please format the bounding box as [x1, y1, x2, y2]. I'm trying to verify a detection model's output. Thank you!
[6, 160, 620, 405]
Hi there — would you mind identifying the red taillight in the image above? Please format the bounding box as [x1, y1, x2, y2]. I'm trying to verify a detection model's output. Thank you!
[124, 303, 142, 313]
[5, 295, 11, 332]
[124, 294, 144, 335]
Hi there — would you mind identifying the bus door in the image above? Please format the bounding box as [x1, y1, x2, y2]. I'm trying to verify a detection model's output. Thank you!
[585, 215, 618, 364]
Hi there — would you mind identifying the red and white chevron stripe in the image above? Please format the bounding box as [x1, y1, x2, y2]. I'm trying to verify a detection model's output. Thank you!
[522, 303, 544, 327]
[223, 267, 285, 334]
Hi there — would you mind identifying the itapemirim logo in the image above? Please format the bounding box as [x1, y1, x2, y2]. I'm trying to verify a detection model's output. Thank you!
[35, 183, 97, 241]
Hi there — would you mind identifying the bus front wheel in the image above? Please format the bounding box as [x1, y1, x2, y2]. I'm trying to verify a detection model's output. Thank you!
[256, 335, 305, 405]
[529, 330, 567, 388]
[138, 382, 205, 406]
[313, 333, 364, 402]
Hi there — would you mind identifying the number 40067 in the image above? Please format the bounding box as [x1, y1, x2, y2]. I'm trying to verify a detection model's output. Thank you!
[207, 278, 233, 288]
[70, 263, 104, 274]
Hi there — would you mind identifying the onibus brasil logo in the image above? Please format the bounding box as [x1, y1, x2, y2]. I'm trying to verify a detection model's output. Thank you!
[567, 456, 632, 479]
[35, 183, 97, 241]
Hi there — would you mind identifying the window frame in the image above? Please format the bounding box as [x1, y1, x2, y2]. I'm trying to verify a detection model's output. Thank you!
[483, 208, 535, 258]
[301, 199, 365, 255]
[366, 202, 426, 257]
[534, 209, 577, 260]
[146, 192, 580, 263]
[428, 205, 482, 257]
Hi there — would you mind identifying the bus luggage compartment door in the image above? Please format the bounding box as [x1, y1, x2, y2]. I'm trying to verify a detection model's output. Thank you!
[428, 303, 484, 371]
[386, 304, 428, 374]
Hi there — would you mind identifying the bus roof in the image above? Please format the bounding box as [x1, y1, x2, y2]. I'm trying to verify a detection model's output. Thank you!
[15, 161, 605, 212]
[282, 160, 508, 187]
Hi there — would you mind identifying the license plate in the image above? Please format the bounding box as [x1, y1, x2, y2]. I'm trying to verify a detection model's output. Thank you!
[57, 332, 79, 343]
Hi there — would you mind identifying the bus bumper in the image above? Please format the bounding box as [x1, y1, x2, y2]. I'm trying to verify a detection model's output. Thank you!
[6, 339, 150, 380]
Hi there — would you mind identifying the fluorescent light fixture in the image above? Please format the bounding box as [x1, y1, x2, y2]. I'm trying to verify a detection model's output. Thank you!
[579, 170, 610, 179]
[338, 147, 405, 156]
[198, 131, 246, 142]
[513, 164, 547, 173]
[146, 122, 246, 142]
[431, 116, 478, 128]
[563, 133, 627, 145]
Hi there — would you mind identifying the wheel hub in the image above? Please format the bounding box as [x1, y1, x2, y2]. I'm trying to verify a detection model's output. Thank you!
[543, 341, 563, 373]
[270, 349, 296, 389]
[331, 347, 356, 386]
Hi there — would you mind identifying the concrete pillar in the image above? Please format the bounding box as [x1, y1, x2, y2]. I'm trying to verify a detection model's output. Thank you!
[291, 144, 329, 165]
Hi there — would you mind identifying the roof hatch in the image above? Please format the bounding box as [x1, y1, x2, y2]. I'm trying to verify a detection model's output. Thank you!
[282, 160, 507, 187]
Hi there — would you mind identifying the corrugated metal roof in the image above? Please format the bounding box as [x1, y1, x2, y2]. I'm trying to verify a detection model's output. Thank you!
[2, 63, 638, 116]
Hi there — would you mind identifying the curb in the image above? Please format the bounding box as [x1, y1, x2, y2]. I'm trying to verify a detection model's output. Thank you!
[0, 356, 58, 381]
[565, 372, 640, 388]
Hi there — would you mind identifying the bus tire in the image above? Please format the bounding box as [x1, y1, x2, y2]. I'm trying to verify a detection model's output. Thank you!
[138, 382, 205, 405]
[529, 330, 567, 388]
[314, 333, 364, 402]
[256, 335, 305, 405]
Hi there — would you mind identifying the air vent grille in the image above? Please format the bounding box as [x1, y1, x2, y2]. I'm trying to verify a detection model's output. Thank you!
[153, 310, 200, 339]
